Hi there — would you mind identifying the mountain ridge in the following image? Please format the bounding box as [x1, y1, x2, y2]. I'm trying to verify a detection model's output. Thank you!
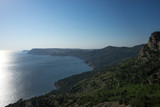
[28, 44, 143, 69]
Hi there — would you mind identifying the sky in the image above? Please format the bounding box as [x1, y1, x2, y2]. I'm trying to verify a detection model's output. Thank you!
[1, 0, 160, 50]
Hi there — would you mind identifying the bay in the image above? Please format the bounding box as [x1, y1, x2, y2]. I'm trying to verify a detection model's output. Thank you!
[0, 51, 91, 107]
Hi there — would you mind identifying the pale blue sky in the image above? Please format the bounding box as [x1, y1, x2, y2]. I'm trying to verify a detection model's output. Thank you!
[1, 0, 160, 50]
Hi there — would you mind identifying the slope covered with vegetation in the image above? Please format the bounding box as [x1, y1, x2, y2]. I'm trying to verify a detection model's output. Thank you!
[7, 32, 160, 107]
[28, 45, 142, 91]
[28, 45, 142, 69]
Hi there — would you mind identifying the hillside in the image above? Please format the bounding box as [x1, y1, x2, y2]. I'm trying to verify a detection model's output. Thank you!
[28, 45, 142, 90]
[7, 32, 160, 107]
[28, 45, 142, 69]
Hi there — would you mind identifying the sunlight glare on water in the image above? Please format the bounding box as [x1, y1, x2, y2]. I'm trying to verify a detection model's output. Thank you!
[0, 51, 15, 107]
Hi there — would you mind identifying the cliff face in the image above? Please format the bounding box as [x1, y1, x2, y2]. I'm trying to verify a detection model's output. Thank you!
[148, 32, 160, 50]
[138, 32, 160, 60]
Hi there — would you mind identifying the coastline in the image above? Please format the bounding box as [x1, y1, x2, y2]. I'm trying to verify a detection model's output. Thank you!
[5, 52, 92, 107]
[27, 52, 94, 90]
[53, 60, 94, 89]
[27, 45, 142, 90]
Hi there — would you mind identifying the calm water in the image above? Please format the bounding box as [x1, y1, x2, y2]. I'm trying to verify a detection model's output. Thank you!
[0, 51, 91, 107]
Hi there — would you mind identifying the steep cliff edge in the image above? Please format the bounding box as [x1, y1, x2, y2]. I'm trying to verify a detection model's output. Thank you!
[148, 32, 160, 51]
[138, 32, 160, 60]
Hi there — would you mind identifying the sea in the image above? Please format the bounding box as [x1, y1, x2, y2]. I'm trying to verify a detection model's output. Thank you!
[0, 51, 91, 107]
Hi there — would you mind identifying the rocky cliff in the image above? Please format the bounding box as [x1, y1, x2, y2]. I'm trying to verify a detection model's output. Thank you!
[148, 32, 160, 50]
[138, 32, 160, 60]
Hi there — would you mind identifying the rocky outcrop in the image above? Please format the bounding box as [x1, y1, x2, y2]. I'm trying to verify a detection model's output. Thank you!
[138, 32, 160, 60]
[148, 32, 160, 51]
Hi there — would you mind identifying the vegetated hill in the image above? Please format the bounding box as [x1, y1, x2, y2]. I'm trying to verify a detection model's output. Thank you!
[28, 45, 142, 69]
[53, 45, 142, 90]
[84, 45, 142, 69]
[7, 32, 160, 107]
[28, 48, 92, 57]
[28, 45, 142, 90]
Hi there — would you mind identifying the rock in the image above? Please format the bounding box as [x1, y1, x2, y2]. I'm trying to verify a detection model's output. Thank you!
[138, 32, 160, 60]
[148, 32, 160, 51]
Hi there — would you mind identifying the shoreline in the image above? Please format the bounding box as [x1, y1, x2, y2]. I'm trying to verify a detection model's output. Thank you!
[6, 52, 93, 107]
[27, 52, 94, 89]
[53, 60, 94, 89]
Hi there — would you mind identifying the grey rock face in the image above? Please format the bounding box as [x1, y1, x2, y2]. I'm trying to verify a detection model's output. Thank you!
[148, 32, 160, 51]
[138, 32, 160, 60]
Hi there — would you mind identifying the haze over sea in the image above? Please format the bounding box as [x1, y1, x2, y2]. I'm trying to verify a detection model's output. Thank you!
[0, 51, 91, 107]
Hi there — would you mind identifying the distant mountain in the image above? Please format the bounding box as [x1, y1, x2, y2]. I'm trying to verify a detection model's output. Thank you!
[22, 50, 30, 52]
[84, 45, 142, 69]
[28, 48, 93, 56]
[8, 32, 160, 107]
[28, 45, 142, 69]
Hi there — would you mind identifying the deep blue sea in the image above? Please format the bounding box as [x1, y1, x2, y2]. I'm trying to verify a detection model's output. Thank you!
[0, 51, 91, 107]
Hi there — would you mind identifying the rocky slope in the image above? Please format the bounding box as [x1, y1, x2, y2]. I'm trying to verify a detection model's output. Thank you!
[139, 32, 160, 60]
